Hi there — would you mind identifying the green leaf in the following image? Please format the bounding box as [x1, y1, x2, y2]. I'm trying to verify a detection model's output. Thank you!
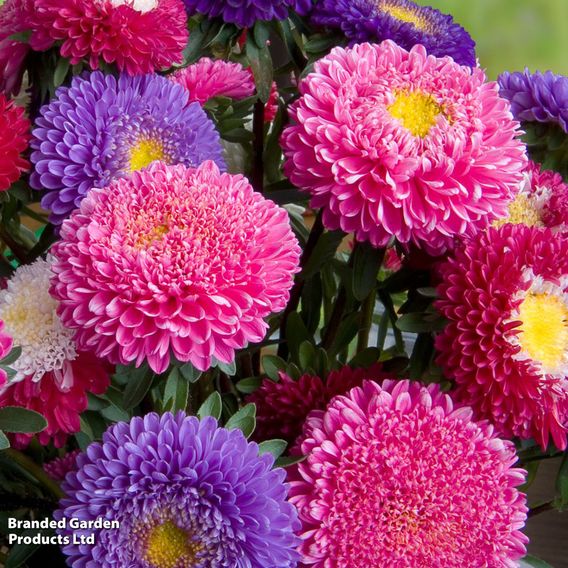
[275, 454, 307, 468]
[349, 347, 381, 368]
[179, 362, 202, 383]
[555, 452, 568, 510]
[246, 31, 273, 103]
[352, 242, 384, 301]
[519, 556, 554, 568]
[302, 231, 344, 279]
[121, 364, 154, 409]
[0, 345, 22, 366]
[286, 311, 311, 363]
[262, 354, 286, 381]
[216, 359, 237, 376]
[258, 439, 287, 460]
[163, 367, 189, 413]
[5, 529, 44, 567]
[329, 312, 361, 357]
[396, 312, 447, 334]
[53, 57, 70, 88]
[225, 403, 256, 438]
[197, 392, 222, 421]
[236, 377, 262, 394]
[0, 407, 47, 434]
[417, 287, 438, 298]
[299, 340, 316, 370]
[0, 430, 9, 450]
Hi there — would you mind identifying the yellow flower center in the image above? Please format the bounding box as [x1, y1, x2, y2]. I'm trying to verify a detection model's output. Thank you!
[387, 90, 444, 138]
[493, 194, 543, 228]
[130, 138, 166, 172]
[380, 1, 430, 31]
[517, 292, 568, 373]
[145, 521, 200, 568]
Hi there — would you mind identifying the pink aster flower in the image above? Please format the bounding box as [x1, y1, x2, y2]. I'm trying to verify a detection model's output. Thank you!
[289, 380, 528, 566]
[436, 224, 568, 449]
[170, 58, 256, 105]
[495, 160, 568, 232]
[0, 93, 30, 191]
[249, 363, 385, 444]
[281, 41, 527, 254]
[51, 161, 301, 374]
[31, 0, 188, 75]
[0, 258, 110, 448]
[0, 320, 13, 389]
[0, 0, 35, 96]
[44, 450, 80, 481]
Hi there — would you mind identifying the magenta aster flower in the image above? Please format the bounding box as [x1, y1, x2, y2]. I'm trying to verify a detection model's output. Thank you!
[170, 58, 256, 105]
[495, 160, 568, 231]
[289, 380, 528, 566]
[31, 0, 188, 75]
[51, 161, 301, 374]
[0, 93, 29, 192]
[282, 41, 527, 254]
[0, 259, 109, 448]
[249, 363, 385, 444]
[56, 412, 300, 567]
[43, 450, 80, 481]
[436, 224, 568, 449]
[0, 320, 13, 389]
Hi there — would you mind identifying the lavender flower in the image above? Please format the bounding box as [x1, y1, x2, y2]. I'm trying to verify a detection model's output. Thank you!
[30, 71, 224, 224]
[312, 0, 476, 67]
[55, 412, 300, 567]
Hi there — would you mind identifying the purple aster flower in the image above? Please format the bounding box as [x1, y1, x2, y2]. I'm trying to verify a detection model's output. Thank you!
[55, 412, 300, 567]
[498, 69, 568, 133]
[183, 0, 310, 28]
[311, 0, 476, 67]
[30, 71, 225, 225]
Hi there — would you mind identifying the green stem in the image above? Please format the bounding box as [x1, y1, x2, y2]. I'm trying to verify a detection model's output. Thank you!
[356, 288, 376, 353]
[528, 500, 555, 518]
[5, 449, 63, 500]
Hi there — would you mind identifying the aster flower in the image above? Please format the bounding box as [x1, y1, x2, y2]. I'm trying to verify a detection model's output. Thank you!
[249, 363, 385, 444]
[30, 71, 224, 224]
[171, 58, 256, 105]
[495, 160, 568, 231]
[0, 258, 109, 448]
[0, 0, 35, 96]
[0, 93, 29, 192]
[282, 41, 527, 254]
[183, 0, 310, 28]
[498, 69, 568, 132]
[312, 0, 476, 66]
[31, 0, 188, 75]
[436, 224, 568, 450]
[290, 380, 528, 566]
[56, 412, 300, 567]
[51, 161, 300, 374]
[44, 450, 80, 481]
[0, 320, 13, 389]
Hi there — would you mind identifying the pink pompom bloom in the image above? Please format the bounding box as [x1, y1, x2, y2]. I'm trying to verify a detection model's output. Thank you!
[495, 160, 568, 231]
[249, 363, 385, 444]
[0, 93, 29, 191]
[281, 41, 527, 254]
[170, 58, 256, 105]
[289, 380, 528, 567]
[0, 320, 14, 389]
[0, 259, 109, 448]
[51, 161, 301, 374]
[436, 224, 568, 449]
[44, 450, 80, 481]
[31, 0, 188, 75]
[0, 0, 35, 96]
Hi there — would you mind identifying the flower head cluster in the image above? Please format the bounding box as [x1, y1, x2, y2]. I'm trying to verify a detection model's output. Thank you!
[0, 320, 13, 389]
[44, 450, 80, 481]
[31, 0, 188, 75]
[56, 412, 300, 567]
[183, 0, 311, 28]
[0, 259, 109, 447]
[436, 224, 568, 449]
[289, 380, 528, 566]
[0, 93, 29, 191]
[499, 69, 568, 132]
[495, 160, 568, 231]
[312, 0, 476, 66]
[249, 363, 385, 444]
[31, 71, 224, 224]
[282, 41, 527, 254]
[51, 161, 300, 374]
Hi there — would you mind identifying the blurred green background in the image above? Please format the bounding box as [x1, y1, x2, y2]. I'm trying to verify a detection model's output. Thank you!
[418, 0, 568, 79]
